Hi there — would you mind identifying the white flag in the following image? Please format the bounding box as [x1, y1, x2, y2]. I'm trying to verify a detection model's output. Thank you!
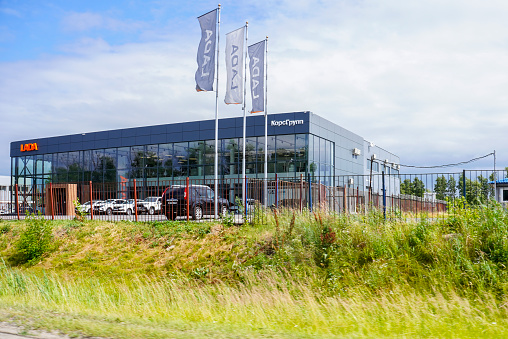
[224, 26, 245, 104]
[195, 9, 217, 92]
[248, 40, 265, 113]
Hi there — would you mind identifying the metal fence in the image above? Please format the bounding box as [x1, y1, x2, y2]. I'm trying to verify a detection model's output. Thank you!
[2, 170, 506, 222]
[306, 170, 506, 219]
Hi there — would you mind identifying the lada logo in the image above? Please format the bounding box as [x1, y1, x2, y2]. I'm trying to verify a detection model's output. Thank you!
[20, 143, 39, 152]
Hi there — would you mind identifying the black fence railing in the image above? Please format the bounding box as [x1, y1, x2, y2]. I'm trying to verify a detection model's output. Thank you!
[2, 170, 507, 222]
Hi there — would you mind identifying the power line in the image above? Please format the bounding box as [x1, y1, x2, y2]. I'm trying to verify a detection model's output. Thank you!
[399, 152, 494, 169]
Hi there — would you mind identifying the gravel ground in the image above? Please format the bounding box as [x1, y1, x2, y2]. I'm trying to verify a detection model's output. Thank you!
[0, 322, 105, 339]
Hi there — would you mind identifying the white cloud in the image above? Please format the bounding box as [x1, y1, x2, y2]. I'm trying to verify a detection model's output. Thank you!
[61, 11, 145, 32]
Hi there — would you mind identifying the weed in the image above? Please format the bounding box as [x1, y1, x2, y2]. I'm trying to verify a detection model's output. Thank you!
[0, 223, 11, 234]
[221, 212, 235, 227]
[72, 199, 88, 222]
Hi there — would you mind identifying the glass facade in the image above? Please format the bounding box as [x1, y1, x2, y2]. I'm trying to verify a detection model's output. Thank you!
[12, 133, 334, 188]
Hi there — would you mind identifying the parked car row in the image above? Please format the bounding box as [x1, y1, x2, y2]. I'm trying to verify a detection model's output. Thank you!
[75, 197, 162, 216]
[5, 185, 237, 220]
[72, 185, 236, 220]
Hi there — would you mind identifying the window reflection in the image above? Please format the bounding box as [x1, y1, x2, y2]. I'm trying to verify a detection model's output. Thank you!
[12, 133, 338, 183]
[173, 142, 188, 178]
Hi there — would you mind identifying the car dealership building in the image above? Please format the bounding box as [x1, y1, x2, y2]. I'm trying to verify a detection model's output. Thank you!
[10, 111, 400, 210]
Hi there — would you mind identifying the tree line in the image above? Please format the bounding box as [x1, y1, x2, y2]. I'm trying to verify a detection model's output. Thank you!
[399, 168, 508, 204]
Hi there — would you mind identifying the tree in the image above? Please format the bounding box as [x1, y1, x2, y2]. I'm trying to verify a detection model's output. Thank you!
[457, 174, 492, 205]
[400, 179, 412, 195]
[412, 177, 425, 197]
[400, 177, 425, 197]
[446, 176, 457, 198]
[477, 175, 493, 202]
[434, 175, 447, 200]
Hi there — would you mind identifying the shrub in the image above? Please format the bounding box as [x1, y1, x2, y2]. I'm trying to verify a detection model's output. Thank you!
[15, 213, 53, 265]
[73, 199, 88, 222]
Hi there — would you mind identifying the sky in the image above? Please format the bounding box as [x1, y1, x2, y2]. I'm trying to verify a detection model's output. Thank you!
[1, 0, 507, 176]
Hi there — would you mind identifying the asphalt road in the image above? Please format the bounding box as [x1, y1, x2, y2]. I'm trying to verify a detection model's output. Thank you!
[0, 322, 106, 339]
[0, 322, 66, 339]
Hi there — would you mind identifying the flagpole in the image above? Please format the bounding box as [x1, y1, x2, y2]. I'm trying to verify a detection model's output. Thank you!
[264, 36, 268, 207]
[242, 22, 248, 210]
[214, 4, 221, 219]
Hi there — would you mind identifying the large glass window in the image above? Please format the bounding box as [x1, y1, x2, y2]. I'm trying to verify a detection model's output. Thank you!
[267, 136, 276, 162]
[225, 138, 239, 176]
[117, 147, 130, 170]
[104, 149, 117, 169]
[295, 134, 307, 160]
[53, 153, 68, 182]
[276, 135, 296, 175]
[145, 144, 159, 178]
[12, 133, 324, 185]
[68, 151, 82, 182]
[244, 138, 257, 175]
[158, 143, 173, 179]
[91, 149, 104, 182]
[173, 142, 188, 178]
[188, 141, 204, 177]
[130, 146, 145, 179]
[204, 140, 215, 165]
[256, 136, 265, 164]
[91, 149, 104, 172]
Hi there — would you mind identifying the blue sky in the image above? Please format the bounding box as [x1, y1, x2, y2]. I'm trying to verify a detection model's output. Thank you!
[1, 0, 508, 176]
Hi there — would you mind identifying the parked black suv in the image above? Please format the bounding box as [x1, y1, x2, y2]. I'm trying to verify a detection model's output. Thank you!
[161, 185, 230, 220]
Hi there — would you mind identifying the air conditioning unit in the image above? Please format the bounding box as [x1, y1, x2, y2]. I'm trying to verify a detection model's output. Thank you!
[352, 148, 361, 156]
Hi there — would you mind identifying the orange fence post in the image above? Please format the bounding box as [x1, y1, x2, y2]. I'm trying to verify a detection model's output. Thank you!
[275, 174, 278, 208]
[15, 184, 19, 220]
[89, 181, 94, 220]
[186, 177, 190, 221]
[49, 182, 54, 220]
[299, 174, 303, 212]
[133, 179, 138, 222]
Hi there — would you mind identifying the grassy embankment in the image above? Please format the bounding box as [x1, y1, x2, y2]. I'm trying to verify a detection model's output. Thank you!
[1, 200, 508, 338]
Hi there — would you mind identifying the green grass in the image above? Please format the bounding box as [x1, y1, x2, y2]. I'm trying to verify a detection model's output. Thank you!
[0, 200, 508, 338]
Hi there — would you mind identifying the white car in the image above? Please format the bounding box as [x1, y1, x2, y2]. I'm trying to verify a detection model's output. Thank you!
[94, 199, 124, 215]
[113, 199, 137, 215]
[136, 197, 162, 215]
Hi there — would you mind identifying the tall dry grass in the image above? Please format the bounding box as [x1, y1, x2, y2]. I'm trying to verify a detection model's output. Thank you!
[1, 199, 508, 337]
[0, 263, 507, 337]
